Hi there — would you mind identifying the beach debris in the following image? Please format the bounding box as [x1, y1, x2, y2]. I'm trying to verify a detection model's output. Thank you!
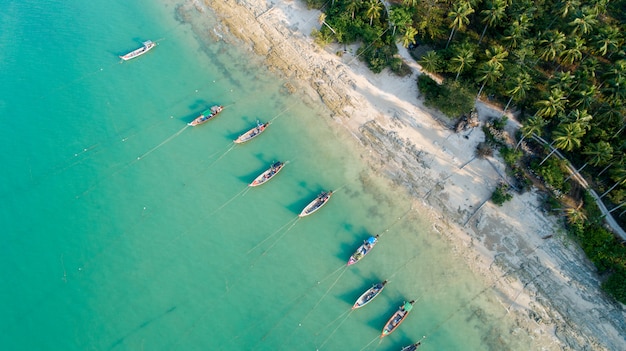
[455, 108, 479, 133]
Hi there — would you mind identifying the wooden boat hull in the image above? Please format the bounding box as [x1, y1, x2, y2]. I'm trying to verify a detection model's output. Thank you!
[347, 238, 378, 266]
[234, 122, 269, 144]
[120, 40, 155, 61]
[250, 162, 284, 187]
[400, 342, 422, 351]
[352, 282, 386, 309]
[381, 301, 414, 338]
[299, 191, 332, 217]
[188, 105, 224, 126]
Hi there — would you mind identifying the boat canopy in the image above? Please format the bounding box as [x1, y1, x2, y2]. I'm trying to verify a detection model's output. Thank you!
[367, 236, 377, 244]
[404, 301, 413, 311]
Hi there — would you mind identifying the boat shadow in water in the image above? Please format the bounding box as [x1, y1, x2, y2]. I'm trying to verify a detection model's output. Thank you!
[367, 305, 400, 334]
[238, 164, 274, 184]
[108, 306, 177, 350]
[286, 187, 327, 216]
[338, 275, 386, 305]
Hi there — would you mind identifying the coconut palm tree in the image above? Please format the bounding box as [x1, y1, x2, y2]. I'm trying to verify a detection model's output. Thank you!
[418, 50, 442, 73]
[449, 44, 476, 81]
[539, 30, 567, 62]
[401, 26, 419, 48]
[318, 13, 337, 35]
[478, 0, 507, 45]
[540, 122, 585, 165]
[516, 115, 547, 150]
[554, 0, 581, 19]
[535, 88, 568, 119]
[566, 141, 613, 181]
[446, 1, 474, 48]
[476, 61, 503, 98]
[572, 84, 598, 109]
[554, 122, 585, 151]
[601, 167, 626, 198]
[504, 71, 532, 113]
[592, 25, 623, 58]
[560, 36, 586, 66]
[402, 0, 418, 7]
[345, 0, 362, 20]
[569, 7, 598, 36]
[389, 7, 412, 36]
[565, 109, 593, 131]
[503, 14, 531, 49]
[366, 0, 383, 26]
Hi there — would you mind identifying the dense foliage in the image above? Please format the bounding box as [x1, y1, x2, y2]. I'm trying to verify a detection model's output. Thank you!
[491, 182, 513, 206]
[307, 0, 626, 303]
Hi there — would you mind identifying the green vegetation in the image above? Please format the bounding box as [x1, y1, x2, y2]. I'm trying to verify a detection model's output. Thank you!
[309, 0, 626, 303]
[417, 75, 474, 117]
[491, 182, 513, 206]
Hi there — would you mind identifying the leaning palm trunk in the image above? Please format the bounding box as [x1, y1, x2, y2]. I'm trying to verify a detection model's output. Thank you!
[503, 95, 514, 114]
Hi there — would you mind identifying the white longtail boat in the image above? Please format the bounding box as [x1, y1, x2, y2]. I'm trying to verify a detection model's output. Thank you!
[120, 40, 156, 61]
[249, 161, 285, 187]
[299, 191, 333, 217]
[352, 280, 387, 309]
[234, 121, 269, 144]
[188, 105, 224, 126]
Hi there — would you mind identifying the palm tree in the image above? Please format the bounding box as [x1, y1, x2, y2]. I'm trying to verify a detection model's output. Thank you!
[402, 0, 418, 7]
[366, 0, 383, 26]
[601, 167, 626, 198]
[535, 88, 568, 119]
[345, 0, 362, 20]
[476, 61, 503, 98]
[553, 122, 585, 151]
[318, 13, 337, 35]
[539, 30, 567, 62]
[572, 84, 598, 109]
[401, 27, 419, 48]
[504, 71, 532, 113]
[569, 7, 598, 36]
[565, 109, 592, 131]
[449, 44, 476, 81]
[478, 0, 507, 45]
[566, 141, 613, 181]
[540, 122, 585, 165]
[389, 7, 412, 36]
[418, 50, 442, 73]
[503, 15, 531, 49]
[593, 25, 622, 57]
[516, 115, 546, 150]
[560, 37, 586, 66]
[446, 1, 474, 48]
[554, 0, 581, 19]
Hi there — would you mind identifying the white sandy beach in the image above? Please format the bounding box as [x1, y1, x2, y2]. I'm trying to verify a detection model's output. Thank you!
[194, 0, 626, 349]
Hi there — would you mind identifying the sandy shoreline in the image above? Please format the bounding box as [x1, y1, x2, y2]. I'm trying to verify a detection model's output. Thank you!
[191, 0, 626, 349]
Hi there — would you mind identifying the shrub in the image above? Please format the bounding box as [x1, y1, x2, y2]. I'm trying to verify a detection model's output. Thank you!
[530, 158, 571, 195]
[417, 77, 474, 118]
[602, 268, 626, 304]
[491, 183, 513, 206]
[500, 146, 523, 167]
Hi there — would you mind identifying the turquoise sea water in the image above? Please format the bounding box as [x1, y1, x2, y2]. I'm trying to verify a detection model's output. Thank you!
[0, 1, 535, 350]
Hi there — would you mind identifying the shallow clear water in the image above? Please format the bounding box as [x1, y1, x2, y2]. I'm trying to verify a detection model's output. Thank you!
[0, 1, 532, 350]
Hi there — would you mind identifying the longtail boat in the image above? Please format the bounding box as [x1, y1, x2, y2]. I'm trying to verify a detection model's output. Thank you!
[249, 161, 285, 187]
[299, 191, 332, 217]
[347, 235, 379, 266]
[234, 121, 269, 144]
[120, 40, 156, 61]
[188, 105, 224, 126]
[352, 280, 387, 309]
[400, 341, 422, 351]
[381, 300, 415, 338]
